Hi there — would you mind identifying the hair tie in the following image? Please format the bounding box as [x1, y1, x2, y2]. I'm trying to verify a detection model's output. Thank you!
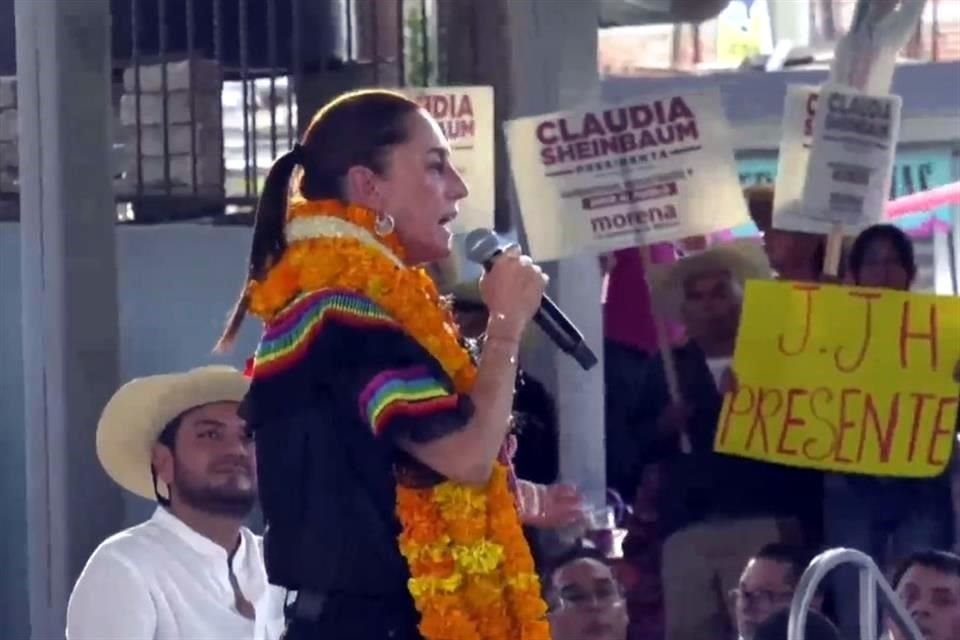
[289, 142, 306, 166]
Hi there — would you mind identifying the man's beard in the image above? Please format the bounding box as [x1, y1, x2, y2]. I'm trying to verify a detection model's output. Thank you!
[172, 461, 257, 518]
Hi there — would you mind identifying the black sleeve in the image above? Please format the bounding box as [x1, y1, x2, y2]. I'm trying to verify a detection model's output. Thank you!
[248, 288, 473, 445]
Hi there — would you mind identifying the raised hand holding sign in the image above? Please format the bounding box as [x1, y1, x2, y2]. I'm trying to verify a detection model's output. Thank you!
[830, 0, 927, 96]
[773, 0, 928, 275]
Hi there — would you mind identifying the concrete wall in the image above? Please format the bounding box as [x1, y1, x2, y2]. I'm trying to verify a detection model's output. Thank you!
[0, 223, 27, 636]
[0, 222, 260, 634]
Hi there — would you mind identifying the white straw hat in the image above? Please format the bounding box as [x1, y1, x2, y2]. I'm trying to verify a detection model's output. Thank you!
[648, 239, 772, 320]
[96, 366, 249, 500]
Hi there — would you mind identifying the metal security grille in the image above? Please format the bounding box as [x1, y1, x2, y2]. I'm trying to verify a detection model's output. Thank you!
[111, 0, 437, 222]
[0, 0, 444, 222]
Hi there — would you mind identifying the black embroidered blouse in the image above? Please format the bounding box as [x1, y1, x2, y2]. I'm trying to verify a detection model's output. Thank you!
[242, 288, 474, 599]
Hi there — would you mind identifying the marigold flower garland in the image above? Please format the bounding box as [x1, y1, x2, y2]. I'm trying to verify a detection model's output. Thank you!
[246, 198, 550, 640]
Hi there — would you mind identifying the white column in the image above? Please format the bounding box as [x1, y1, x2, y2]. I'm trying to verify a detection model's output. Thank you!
[767, 0, 811, 48]
[502, 0, 607, 505]
[15, 0, 124, 636]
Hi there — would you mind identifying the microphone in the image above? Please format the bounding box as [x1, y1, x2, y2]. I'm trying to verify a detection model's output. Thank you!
[464, 228, 599, 371]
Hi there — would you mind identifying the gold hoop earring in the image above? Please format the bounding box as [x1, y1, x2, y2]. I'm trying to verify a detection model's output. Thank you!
[375, 212, 396, 236]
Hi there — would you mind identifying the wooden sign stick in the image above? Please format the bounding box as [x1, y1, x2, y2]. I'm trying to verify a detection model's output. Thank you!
[823, 222, 845, 278]
[639, 244, 692, 454]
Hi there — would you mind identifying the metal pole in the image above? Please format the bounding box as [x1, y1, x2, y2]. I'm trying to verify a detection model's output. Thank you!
[787, 548, 924, 640]
[14, 0, 124, 637]
[858, 564, 879, 640]
[500, 0, 607, 508]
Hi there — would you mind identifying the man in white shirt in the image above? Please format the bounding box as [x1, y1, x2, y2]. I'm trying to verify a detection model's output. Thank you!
[66, 366, 284, 640]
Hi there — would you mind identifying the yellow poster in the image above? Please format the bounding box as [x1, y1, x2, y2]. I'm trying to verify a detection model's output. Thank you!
[714, 0, 772, 65]
[715, 280, 960, 477]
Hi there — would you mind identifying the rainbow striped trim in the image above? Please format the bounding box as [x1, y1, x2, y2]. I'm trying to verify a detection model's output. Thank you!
[254, 289, 398, 378]
[359, 366, 459, 437]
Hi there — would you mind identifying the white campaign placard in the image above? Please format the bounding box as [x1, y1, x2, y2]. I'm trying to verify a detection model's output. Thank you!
[773, 84, 901, 233]
[401, 86, 494, 233]
[801, 85, 901, 228]
[772, 85, 820, 233]
[503, 88, 748, 262]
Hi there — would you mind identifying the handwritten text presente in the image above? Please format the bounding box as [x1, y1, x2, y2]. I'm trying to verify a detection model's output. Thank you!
[715, 281, 960, 477]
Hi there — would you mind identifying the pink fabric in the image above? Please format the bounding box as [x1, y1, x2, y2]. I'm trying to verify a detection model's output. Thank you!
[886, 180, 960, 218]
[603, 243, 684, 353]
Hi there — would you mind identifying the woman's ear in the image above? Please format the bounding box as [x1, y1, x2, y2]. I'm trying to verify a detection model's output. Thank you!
[344, 165, 383, 210]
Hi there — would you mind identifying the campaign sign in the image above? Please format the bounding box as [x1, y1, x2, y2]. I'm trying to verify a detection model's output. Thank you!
[504, 89, 749, 261]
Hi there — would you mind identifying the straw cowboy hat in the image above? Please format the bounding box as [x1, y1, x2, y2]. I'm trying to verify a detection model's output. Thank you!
[648, 239, 772, 320]
[96, 366, 249, 500]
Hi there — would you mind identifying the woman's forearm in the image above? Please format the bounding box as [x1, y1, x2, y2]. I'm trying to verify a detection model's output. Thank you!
[458, 334, 522, 476]
[396, 315, 523, 485]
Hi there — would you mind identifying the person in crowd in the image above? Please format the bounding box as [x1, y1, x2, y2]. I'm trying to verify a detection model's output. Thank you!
[603, 241, 693, 501]
[635, 240, 813, 640]
[599, 245, 679, 640]
[601, 236, 705, 640]
[846, 222, 918, 290]
[753, 610, 842, 640]
[744, 185, 830, 283]
[741, 185, 864, 552]
[602, 236, 710, 498]
[825, 224, 955, 640]
[545, 544, 630, 640]
[733, 544, 821, 640]
[886, 549, 960, 640]
[66, 366, 284, 640]
[216, 89, 552, 639]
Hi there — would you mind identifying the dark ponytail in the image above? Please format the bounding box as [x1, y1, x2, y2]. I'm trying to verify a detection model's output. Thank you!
[215, 147, 302, 352]
[215, 89, 421, 352]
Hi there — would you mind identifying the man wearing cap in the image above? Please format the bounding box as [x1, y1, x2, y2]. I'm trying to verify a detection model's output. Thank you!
[66, 366, 284, 640]
[629, 241, 815, 640]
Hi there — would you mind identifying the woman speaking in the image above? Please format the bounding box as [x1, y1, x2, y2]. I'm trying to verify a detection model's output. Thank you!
[217, 89, 551, 640]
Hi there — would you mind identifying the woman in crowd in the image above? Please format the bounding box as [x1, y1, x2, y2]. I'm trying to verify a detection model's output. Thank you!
[825, 223, 955, 639]
[217, 89, 552, 639]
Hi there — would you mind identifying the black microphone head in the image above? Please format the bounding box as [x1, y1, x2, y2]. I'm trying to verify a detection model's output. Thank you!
[464, 228, 501, 265]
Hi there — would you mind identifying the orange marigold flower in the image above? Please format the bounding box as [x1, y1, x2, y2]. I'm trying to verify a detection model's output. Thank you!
[445, 518, 488, 544]
[462, 575, 503, 609]
[245, 199, 549, 640]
